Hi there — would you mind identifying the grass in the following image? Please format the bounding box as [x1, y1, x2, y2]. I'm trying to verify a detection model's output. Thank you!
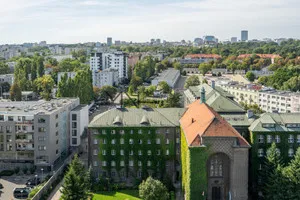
[92, 190, 140, 200]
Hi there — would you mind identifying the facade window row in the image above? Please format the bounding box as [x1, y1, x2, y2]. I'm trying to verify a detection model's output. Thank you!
[258, 148, 295, 157]
[95, 149, 169, 156]
[258, 134, 300, 144]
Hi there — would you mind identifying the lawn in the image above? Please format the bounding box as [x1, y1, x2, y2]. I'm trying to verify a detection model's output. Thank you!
[92, 190, 141, 200]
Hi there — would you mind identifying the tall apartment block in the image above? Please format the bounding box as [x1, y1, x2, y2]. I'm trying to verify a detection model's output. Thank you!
[241, 30, 248, 41]
[90, 51, 128, 86]
[0, 98, 88, 171]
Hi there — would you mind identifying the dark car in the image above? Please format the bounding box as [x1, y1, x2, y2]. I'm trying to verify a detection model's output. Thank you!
[0, 183, 3, 189]
[26, 177, 41, 187]
[13, 187, 30, 199]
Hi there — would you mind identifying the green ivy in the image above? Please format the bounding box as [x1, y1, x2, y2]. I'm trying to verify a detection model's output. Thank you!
[180, 129, 209, 200]
[250, 131, 300, 195]
[94, 127, 175, 180]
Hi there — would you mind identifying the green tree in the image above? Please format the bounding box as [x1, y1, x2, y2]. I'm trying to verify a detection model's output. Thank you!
[145, 85, 156, 96]
[284, 148, 300, 199]
[129, 75, 143, 91]
[0, 62, 10, 74]
[157, 81, 171, 94]
[164, 92, 181, 108]
[184, 75, 200, 88]
[34, 75, 55, 101]
[10, 82, 22, 101]
[61, 154, 90, 200]
[282, 76, 300, 92]
[99, 85, 118, 101]
[73, 70, 93, 104]
[198, 62, 212, 75]
[245, 71, 255, 82]
[139, 176, 169, 200]
[35, 55, 45, 77]
[56, 73, 69, 98]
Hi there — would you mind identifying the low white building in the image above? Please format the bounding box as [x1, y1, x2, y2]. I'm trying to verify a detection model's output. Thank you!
[259, 89, 294, 113]
[151, 69, 180, 88]
[220, 83, 261, 105]
[92, 68, 119, 88]
[0, 74, 14, 85]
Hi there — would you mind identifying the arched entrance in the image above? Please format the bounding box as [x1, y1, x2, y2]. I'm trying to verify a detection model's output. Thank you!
[206, 153, 230, 200]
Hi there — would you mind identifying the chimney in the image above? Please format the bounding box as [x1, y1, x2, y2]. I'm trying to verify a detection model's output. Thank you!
[211, 80, 215, 89]
[200, 87, 206, 103]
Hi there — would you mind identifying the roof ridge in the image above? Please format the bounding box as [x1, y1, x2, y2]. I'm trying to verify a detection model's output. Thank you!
[155, 108, 179, 127]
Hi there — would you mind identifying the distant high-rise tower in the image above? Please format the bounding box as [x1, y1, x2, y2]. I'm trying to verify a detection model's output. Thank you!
[231, 37, 238, 43]
[241, 30, 248, 41]
[107, 37, 112, 46]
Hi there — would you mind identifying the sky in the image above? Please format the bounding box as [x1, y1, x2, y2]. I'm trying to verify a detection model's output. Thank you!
[0, 0, 299, 44]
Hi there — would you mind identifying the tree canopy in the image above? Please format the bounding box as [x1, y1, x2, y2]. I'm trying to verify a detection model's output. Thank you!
[184, 75, 200, 88]
[139, 177, 169, 200]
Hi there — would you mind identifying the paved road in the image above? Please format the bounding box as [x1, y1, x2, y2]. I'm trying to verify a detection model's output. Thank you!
[0, 176, 28, 200]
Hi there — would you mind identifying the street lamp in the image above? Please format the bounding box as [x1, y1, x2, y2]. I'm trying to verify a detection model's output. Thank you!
[35, 174, 38, 186]
[41, 168, 44, 181]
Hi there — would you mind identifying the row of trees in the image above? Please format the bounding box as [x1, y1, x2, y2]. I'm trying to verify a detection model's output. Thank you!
[57, 70, 93, 104]
[260, 143, 300, 200]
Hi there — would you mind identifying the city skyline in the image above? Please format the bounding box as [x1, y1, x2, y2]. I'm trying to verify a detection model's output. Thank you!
[0, 0, 299, 44]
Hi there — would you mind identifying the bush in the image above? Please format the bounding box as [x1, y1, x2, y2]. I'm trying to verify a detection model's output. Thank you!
[0, 170, 15, 176]
[14, 167, 20, 174]
[22, 167, 28, 174]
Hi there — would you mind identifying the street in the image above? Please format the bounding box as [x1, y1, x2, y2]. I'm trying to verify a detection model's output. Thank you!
[0, 175, 29, 200]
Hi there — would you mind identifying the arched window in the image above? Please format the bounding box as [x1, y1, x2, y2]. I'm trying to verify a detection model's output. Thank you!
[210, 155, 223, 177]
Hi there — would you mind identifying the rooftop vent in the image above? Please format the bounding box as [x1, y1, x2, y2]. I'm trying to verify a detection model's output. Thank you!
[113, 116, 122, 125]
[140, 115, 150, 125]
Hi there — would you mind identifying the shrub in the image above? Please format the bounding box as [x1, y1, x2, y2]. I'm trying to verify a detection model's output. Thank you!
[0, 170, 15, 176]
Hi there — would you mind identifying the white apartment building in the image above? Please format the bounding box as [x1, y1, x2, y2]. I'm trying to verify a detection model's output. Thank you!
[0, 98, 88, 171]
[90, 51, 128, 80]
[291, 94, 300, 113]
[0, 74, 14, 85]
[69, 105, 89, 147]
[220, 83, 260, 105]
[259, 89, 293, 113]
[57, 72, 77, 83]
[92, 68, 119, 88]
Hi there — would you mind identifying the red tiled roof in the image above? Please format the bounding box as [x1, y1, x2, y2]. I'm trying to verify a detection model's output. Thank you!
[185, 54, 222, 59]
[237, 54, 281, 59]
[180, 100, 250, 147]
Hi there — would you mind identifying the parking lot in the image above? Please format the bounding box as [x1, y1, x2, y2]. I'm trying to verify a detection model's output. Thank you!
[0, 175, 31, 200]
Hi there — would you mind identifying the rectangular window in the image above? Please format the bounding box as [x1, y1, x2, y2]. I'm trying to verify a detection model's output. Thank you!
[120, 161, 125, 167]
[147, 139, 151, 144]
[166, 149, 169, 155]
[111, 150, 116, 155]
[147, 161, 151, 167]
[72, 114, 77, 121]
[38, 136, 46, 141]
[120, 130, 125, 134]
[147, 150, 151, 156]
[157, 150, 161, 155]
[156, 138, 160, 144]
[102, 150, 106, 155]
[93, 149, 98, 155]
[176, 138, 180, 144]
[129, 139, 134, 144]
[120, 150, 124, 155]
[138, 161, 142, 167]
[38, 145, 46, 151]
[166, 139, 169, 144]
[0, 115, 4, 121]
[38, 118, 46, 123]
[72, 138, 77, 145]
[38, 127, 46, 132]
[72, 130, 77, 136]
[137, 171, 142, 178]
[275, 135, 280, 143]
[93, 161, 98, 167]
[103, 139, 107, 144]
[288, 135, 294, 143]
[288, 149, 294, 157]
[102, 130, 106, 135]
[94, 139, 98, 145]
[111, 139, 116, 145]
[129, 150, 133, 156]
[120, 138, 124, 144]
[102, 161, 107, 166]
[138, 150, 142, 156]
[129, 160, 134, 167]
[111, 130, 116, 134]
[72, 122, 77, 128]
[138, 139, 143, 144]
[267, 135, 272, 143]
[138, 129, 142, 134]
[258, 135, 264, 143]
[258, 149, 264, 157]
[297, 135, 300, 143]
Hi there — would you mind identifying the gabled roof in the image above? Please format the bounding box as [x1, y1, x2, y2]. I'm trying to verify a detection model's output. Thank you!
[180, 100, 250, 147]
[185, 54, 221, 59]
[185, 84, 245, 113]
[237, 54, 281, 59]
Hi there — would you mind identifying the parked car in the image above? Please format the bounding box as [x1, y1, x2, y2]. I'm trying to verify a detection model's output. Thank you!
[0, 183, 3, 189]
[13, 187, 30, 199]
[26, 177, 41, 187]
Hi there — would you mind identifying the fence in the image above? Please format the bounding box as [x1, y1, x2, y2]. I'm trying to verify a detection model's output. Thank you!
[31, 152, 76, 200]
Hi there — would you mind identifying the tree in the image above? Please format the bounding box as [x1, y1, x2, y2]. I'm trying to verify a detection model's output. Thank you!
[284, 148, 300, 199]
[139, 177, 169, 200]
[129, 75, 143, 91]
[93, 87, 101, 100]
[10, 82, 22, 101]
[245, 71, 255, 82]
[61, 154, 90, 200]
[35, 55, 45, 78]
[73, 70, 93, 104]
[0, 62, 10, 74]
[184, 75, 200, 88]
[145, 85, 156, 96]
[99, 85, 118, 101]
[34, 75, 55, 101]
[157, 81, 171, 94]
[282, 76, 300, 92]
[261, 143, 286, 199]
[164, 92, 181, 108]
[198, 62, 212, 75]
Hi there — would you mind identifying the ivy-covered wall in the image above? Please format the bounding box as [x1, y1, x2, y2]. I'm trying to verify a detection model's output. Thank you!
[181, 129, 209, 200]
[91, 126, 177, 182]
[250, 131, 300, 195]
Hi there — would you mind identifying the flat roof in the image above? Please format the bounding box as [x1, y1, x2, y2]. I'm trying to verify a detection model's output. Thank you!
[152, 69, 179, 83]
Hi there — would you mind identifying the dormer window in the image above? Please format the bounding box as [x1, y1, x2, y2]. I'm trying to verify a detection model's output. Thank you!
[113, 116, 122, 125]
[262, 124, 275, 128]
[140, 116, 150, 125]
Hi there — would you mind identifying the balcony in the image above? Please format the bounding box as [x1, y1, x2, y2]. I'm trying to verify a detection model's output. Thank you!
[16, 139, 34, 143]
[16, 147, 34, 151]
[16, 120, 34, 125]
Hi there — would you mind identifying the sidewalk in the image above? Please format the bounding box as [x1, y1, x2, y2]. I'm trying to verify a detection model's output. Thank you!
[47, 180, 63, 200]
